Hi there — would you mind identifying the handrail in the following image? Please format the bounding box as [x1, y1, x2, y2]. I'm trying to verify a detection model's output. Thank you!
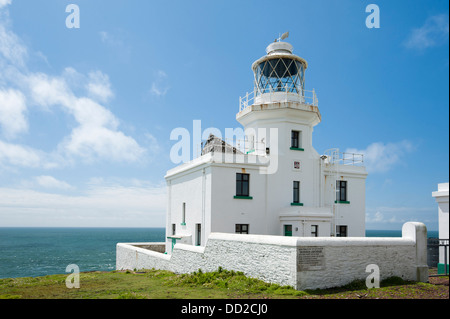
[239, 87, 318, 112]
[323, 148, 364, 167]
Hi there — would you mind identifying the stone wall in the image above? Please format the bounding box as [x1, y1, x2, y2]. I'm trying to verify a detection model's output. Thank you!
[116, 222, 428, 290]
[132, 243, 165, 253]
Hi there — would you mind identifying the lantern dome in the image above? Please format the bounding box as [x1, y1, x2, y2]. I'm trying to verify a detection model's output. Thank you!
[251, 40, 308, 97]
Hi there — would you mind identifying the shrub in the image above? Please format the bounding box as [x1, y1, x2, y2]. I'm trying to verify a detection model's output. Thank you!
[165, 267, 302, 296]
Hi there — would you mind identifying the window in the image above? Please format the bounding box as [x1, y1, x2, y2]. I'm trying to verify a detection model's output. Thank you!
[172, 224, 176, 236]
[291, 181, 303, 206]
[293, 181, 300, 203]
[290, 131, 303, 151]
[235, 173, 250, 197]
[336, 180, 349, 203]
[291, 130, 299, 148]
[336, 225, 348, 237]
[311, 225, 318, 237]
[254, 58, 305, 95]
[235, 224, 249, 234]
[181, 202, 186, 225]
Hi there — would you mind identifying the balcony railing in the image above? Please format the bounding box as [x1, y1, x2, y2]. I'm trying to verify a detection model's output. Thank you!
[322, 148, 364, 167]
[239, 87, 318, 112]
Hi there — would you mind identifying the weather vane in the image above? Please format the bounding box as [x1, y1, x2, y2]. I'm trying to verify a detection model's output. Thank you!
[275, 31, 289, 42]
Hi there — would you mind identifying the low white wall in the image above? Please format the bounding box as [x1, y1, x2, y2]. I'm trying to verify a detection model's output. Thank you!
[116, 222, 428, 290]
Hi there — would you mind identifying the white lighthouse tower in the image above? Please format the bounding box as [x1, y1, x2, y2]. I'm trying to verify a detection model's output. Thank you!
[236, 36, 323, 236]
[164, 35, 368, 253]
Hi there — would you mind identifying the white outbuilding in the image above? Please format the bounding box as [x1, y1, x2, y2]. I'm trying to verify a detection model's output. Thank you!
[165, 38, 368, 253]
[432, 182, 449, 274]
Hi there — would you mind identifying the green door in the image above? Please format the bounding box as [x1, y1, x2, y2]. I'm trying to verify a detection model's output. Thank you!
[284, 225, 292, 236]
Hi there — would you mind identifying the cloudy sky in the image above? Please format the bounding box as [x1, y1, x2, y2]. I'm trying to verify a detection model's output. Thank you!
[0, 0, 448, 230]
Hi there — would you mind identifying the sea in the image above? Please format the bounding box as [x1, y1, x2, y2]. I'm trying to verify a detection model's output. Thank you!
[0, 227, 439, 279]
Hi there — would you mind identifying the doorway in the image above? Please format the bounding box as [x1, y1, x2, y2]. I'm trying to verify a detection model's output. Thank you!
[196, 224, 201, 246]
[284, 224, 293, 236]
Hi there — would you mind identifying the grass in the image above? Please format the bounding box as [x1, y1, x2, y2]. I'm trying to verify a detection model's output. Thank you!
[0, 268, 448, 299]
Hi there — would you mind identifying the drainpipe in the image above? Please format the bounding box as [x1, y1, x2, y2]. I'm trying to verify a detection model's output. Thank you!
[319, 156, 322, 207]
[167, 180, 172, 253]
[202, 168, 206, 246]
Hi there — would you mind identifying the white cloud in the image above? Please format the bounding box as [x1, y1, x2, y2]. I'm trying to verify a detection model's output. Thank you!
[71, 97, 119, 128]
[0, 140, 42, 168]
[404, 14, 449, 50]
[27, 72, 74, 109]
[366, 206, 436, 229]
[86, 71, 114, 103]
[0, 15, 28, 68]
[150, 70, 170, 97]
[369, 211, 384, 223]
[0, 0, 11, 9]
[345, 140, 414, 173]
[26, 69, 146, 164]
[98, 30, 131, 61]
[34, 175, 73, 190]
[99, 31, 122, 47]
[0, 140, 62, 169]
[366, 211, 405, 225]
[0, 9, 149, 169]
[0, 181, 167, 227]
[0, 88, 27, 138]
[62, 125, 146, 163]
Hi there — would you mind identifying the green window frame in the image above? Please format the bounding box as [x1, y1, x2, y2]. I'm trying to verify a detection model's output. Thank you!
[236, 173, 250, 197]
[336, 180, 348, 203]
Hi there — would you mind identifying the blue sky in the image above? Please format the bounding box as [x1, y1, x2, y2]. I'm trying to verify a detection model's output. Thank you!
[0, 0, 448, 230]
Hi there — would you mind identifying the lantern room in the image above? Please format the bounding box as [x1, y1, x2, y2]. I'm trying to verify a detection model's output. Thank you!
[251, 38, 308, 100]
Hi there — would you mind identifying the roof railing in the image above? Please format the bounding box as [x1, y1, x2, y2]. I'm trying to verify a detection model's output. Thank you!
[239, 87, 318, 112]
[322, 148, 364, 167]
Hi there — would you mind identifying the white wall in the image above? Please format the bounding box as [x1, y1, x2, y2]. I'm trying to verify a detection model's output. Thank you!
[117, 222, 428, 290]
[164, 99, 367, 242]
[165, 163, 212, 253]
[432, 183, 449, 267]
[323, 165, 367, 236]
[210, 164, 268, 235]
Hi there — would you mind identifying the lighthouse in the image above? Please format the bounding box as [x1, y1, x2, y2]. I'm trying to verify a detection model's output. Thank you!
[164, 35, 368, 253]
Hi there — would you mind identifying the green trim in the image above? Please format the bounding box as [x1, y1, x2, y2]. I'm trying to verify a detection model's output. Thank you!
[234, 195, 253, 199]
[284, 225, 292, 237]
[291, 202, 304, 206]
[335, 200, 350, 204]
[438, 263, 449, 275]
[290, 147, 304, 151]
[180, 222, 186, 226]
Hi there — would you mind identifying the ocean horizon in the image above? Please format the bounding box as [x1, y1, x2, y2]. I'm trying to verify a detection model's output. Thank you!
[0, 227, 439, 279]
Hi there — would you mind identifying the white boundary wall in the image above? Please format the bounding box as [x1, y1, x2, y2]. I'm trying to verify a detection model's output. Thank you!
[116, 222, 428, 290]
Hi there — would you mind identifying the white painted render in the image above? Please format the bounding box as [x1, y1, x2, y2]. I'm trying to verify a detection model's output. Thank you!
[116, 222, 429, 290]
